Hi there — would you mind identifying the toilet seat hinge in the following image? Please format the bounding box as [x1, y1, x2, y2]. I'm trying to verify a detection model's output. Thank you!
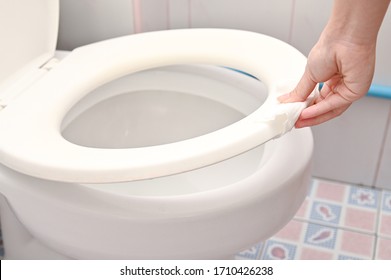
[39, 58, 60, 71]
[0, 58, 60, 111]
[0, 99, 6, 111]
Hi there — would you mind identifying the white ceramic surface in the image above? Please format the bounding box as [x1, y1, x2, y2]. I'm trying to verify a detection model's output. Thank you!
[0, 65, 313, 259]
[0, 0, 313, 259]
[0, 29, 312, 183]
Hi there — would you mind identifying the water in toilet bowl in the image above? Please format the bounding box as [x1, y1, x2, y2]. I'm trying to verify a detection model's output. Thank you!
[61, 65, 270, 196]
[62, 89, 245, 149]
[61, 65, 266, 147]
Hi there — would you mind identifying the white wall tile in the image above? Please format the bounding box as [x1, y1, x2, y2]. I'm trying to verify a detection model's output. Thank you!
[57, 0, 134, 50]
[375, 3, 390, 188]
[134, 0, 170, 32]
[291, 0, 391, 86]
[292, 0, 391, 188]
[376, 105, 391, 189]
[311, 97, 390, 187]
[374, 7, 391, 86]
[169, 0, 191, 29]
[189, 0, 294, 42]
[290, 0, 332, 55]
[56, 0, 391, 87]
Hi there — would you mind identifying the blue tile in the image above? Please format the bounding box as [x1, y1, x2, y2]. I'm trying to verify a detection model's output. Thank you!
[348, 186, 379, 209]
[310, 201, 342, 224]
[261, 240, 297, 260]
[236, 243, 263, 260]
[338, 254, 362, 260]
[382, 191, 391, 213]
[304, 223, 337, 249]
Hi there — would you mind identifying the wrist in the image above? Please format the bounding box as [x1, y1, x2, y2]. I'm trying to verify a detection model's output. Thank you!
[324, 0, 390, 46]
[321, 21, 377, 48]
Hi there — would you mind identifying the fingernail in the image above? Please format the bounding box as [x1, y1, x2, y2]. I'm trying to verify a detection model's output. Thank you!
[278, 93, 291, 102]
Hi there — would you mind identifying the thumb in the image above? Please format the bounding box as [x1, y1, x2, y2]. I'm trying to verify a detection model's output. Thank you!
[278, 68, 318, 103]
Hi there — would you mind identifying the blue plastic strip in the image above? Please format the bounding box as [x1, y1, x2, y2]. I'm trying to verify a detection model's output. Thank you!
[319, 83, 391, 100]
[366, 84, 391, 99]
[227, 67, 391, 100]
[224, 67, 259, 80]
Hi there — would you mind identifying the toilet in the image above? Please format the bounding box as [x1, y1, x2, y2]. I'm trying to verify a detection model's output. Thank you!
[0, 0, 314, 259]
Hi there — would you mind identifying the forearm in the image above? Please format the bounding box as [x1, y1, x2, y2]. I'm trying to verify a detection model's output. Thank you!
[324, 0, 390, 45]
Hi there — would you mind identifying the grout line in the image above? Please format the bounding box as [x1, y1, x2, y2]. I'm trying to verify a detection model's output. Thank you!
[374, 188, 383, 257]
[256, 243, 265, 260]
[246, 177, 388, 259]
[294, 178, 380, 259]
[373, 103, 391, 187]
[293, 216, 376, 237]
[372, 235, 378, 259]
[296, 178, 379, 237]
[290, 217, 376, 259]
[314, 176, 385, 191]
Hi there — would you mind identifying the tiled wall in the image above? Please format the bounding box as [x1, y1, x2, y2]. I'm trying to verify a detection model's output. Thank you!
[57, 0, 135, 50]
[57, 0, 391, 189]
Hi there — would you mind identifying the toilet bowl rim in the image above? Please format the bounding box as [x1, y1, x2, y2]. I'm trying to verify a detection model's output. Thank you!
[0, 28, 311, 183]
[0, 127, 313, 218]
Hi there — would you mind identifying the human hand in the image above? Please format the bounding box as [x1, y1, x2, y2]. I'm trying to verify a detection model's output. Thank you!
[278, 38, 375, 128]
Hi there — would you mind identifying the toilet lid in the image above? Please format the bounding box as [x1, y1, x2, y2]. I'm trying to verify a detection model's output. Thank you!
[0, 29, 315, 183]
[0, 0, 58, 87]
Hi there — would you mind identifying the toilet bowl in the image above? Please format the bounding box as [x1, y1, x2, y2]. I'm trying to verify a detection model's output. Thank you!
[0, 0, 314, 259]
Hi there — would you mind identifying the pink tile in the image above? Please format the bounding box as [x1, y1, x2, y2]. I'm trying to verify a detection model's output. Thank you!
[315, 180, 347, 203]
[300, 247, 334, 260]
[295, 198, 309, 219]
[379, 214, 391, 238]
[344, 207, 376, 233]
[274, 220, 304, 242]
[340, 231, 374, 257]
[375, 238, 391, 260]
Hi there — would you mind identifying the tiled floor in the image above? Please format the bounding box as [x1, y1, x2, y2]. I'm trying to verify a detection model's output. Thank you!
[236, 178, 391, 260]
[0, 177, 390, 260]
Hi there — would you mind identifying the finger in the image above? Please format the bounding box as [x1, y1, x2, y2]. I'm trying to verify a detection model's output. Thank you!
[278, 68, 318, 103]
[295, 103, 350, 128]
[300, 92, 351, 120]
[318, 82, 333, 100]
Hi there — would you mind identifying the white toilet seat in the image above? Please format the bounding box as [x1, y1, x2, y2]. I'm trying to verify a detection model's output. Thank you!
[0, 29, 313, 183]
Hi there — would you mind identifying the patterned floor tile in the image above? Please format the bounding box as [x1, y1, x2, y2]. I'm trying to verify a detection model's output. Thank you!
[302, 179, 380, 235]
[309, 201, 342, 225]
[235, 243, 263, 260]
[313, 179, 349, 203]
[343, 207, 377, 233]
[237, 178, 384, 260]
[378, 191, 391, 238]
[294, 197, 310, 220]
[374, 237, 391, 259]
[382, 191, 391, 212]
[261, 240, 297, 260]
[338, 230, 375, 259]
[273, 219, 305, 242]
[348, 186, 380, 210]
[304, 223, 338, 250]
[299, 247, 334, 260]
[257, 218, 376, 260]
